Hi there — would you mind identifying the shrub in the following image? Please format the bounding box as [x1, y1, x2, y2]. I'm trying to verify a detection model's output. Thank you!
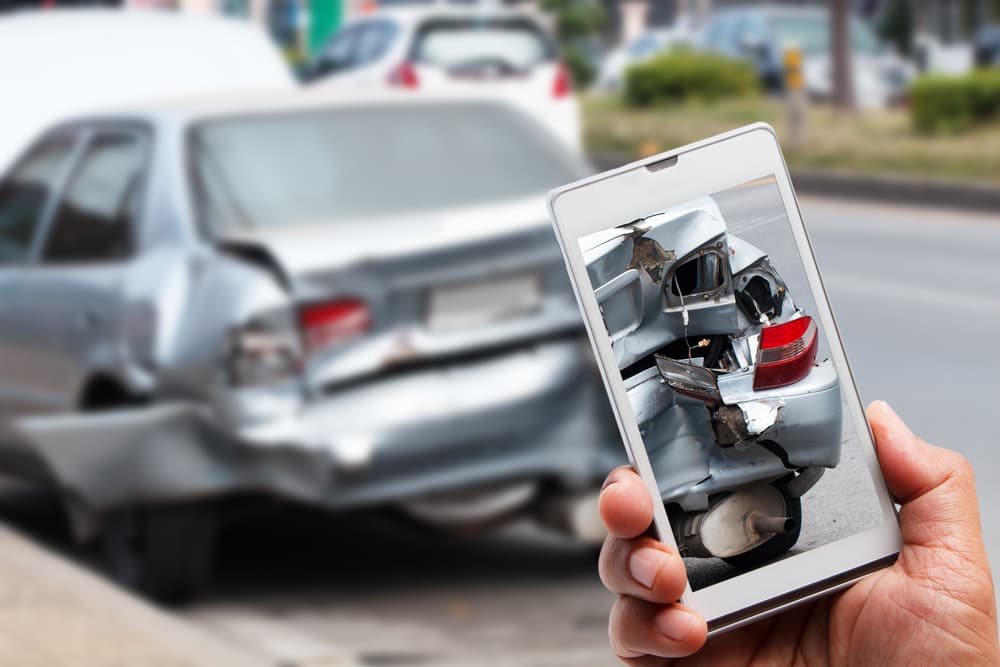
[623, 50, 759, 107]
[563, 45, 597, 90]
[910, 70, 1000, 133]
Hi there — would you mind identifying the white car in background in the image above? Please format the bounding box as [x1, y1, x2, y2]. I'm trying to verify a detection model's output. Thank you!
[0, 9, 295, 173]
[303, 6, 582, 153]
[594, 28, 694, 93]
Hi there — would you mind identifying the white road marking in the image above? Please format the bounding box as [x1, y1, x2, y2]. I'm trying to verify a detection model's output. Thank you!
[825, 272, 1000, 314]
[800, 195, 1000, 226]
[728, 213, 785, 235]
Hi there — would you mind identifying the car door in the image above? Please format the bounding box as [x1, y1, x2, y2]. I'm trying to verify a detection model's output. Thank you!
[7, 125, 149, 414]
[0, 131, 80, 417]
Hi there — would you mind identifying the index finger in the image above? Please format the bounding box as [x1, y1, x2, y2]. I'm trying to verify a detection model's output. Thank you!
[599, 466, 655, 539]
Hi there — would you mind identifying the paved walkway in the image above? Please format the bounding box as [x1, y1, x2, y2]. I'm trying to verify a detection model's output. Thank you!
[0, 524, 270, 667]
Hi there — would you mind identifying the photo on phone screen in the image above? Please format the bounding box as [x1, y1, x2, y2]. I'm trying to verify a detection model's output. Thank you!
[578, 175, 884, 591]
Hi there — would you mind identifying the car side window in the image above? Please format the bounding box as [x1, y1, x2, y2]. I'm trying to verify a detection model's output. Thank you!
[319, 26, 361, 73]
[355, 20, 397, 66]
[41, 131, 146, 264]
[739, 16, 769, 51]
[704, 15, 734, 51]
[0, 133, 76, 264]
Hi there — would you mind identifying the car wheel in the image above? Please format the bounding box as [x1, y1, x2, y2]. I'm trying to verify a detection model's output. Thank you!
[100, 504, 216, 603]
[720, 481, 801, 570]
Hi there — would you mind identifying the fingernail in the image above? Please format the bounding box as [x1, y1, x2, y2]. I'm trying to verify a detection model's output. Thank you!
[656, 609, 697, 642]
[629, 548, 668, 589]
[879, 401, 913, 437]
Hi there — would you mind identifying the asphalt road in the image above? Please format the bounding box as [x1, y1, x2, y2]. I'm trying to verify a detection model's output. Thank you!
[0, 194, 995, 666]
[804, 195, 1000, 595]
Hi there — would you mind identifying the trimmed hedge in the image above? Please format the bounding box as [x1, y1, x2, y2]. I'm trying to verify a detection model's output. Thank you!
[910, 70, 1000, 133]
[624, 50, 759, 107]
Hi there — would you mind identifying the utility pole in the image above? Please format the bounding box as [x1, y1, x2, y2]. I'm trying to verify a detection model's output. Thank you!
[832, 0, 855, 112]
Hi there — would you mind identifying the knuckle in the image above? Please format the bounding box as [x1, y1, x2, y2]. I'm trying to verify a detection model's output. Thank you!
[607, 597, 642, 658]
[941, 448, 976, 485]
[599, 536, 631, 592]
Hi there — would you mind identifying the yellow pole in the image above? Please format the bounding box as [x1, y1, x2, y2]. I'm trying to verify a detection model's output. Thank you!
[783, 45, 806, 146]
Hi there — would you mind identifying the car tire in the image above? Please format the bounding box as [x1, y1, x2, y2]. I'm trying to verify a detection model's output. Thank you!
[720, 481, 801, 570]
[100, 504, 216, 604]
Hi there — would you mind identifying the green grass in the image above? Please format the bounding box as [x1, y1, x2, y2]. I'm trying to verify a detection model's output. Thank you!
[584, 94, 1000, 186]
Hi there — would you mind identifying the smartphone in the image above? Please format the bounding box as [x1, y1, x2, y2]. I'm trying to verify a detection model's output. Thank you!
[547, 124, 901, 635]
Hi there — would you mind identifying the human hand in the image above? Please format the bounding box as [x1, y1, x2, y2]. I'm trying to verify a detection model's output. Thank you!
[598, 400, 999, 665]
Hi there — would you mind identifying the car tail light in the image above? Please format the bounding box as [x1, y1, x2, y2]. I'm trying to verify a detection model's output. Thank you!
[228, 312, 302, 387]
[388, 62, 419, 89]
[753, 316, 818, 390]
[552, 61, 571, 98]
[300, 299, 371, 354]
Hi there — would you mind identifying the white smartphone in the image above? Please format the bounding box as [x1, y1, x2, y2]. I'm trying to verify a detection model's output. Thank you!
[547, 124, 901, 635]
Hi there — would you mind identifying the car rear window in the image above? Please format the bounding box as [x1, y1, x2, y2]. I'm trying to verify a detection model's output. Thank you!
[411, 17, 555, 71]
[188, 103, 583, 234]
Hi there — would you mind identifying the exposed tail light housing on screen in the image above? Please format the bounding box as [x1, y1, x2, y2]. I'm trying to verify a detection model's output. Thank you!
[753, 316, 818, 390]
[300, 299, 371, 354]
[228, 312, 303, 387]
[552, 61, 571, 98]
[388, 62, 420, 89]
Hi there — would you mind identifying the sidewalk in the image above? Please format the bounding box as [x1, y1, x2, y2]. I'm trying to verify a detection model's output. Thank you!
[0, 523, 270, 667]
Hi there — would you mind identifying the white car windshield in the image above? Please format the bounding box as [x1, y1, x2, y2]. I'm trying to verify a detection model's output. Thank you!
[412, 18, 554, 71]
[768, 15, 881, 56]
[189, 104, 580, 232]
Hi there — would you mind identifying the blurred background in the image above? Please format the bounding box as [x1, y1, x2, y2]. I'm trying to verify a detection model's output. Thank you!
[0, 0, 997, 665]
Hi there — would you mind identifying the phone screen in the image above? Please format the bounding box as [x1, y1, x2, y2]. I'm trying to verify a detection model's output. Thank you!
[578, 175, 884, 591]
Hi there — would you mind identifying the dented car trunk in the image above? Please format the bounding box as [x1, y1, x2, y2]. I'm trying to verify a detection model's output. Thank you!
[214, 197, 586, 391]
[584, 198, 841, 514]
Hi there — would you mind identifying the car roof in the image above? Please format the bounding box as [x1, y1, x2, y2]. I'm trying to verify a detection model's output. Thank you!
[345, 4, 548, 28]
[712, 6, 826, 19]
[62, 87, 534, 127]
[0, 7, 277, 36]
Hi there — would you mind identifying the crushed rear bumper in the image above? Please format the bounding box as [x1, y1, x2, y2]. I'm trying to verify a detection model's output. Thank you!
[0, 339, 620, 535]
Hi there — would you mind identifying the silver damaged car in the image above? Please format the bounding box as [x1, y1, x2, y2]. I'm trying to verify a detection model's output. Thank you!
[0, 92, 620, 599]
[583, 197, 842, 567]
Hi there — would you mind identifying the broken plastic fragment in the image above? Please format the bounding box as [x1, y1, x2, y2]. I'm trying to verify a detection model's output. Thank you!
[737, 399, 786, 435]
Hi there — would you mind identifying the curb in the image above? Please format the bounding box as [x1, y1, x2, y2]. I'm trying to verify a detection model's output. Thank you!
[589, 153, 1000, 213]
[0, 523, 271, 667]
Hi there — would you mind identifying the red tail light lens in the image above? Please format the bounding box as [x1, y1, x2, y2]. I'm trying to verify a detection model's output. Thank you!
[753, 316, 818, 390]
[300, 299, 371, 354]
[388, 62, 419, 89]
[552, 61, 571, 98]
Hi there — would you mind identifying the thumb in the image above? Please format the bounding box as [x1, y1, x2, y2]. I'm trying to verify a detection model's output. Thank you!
[867, 400, 983, 552]
[867, 404, 999, 642]
[868, 400, 962, 506]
